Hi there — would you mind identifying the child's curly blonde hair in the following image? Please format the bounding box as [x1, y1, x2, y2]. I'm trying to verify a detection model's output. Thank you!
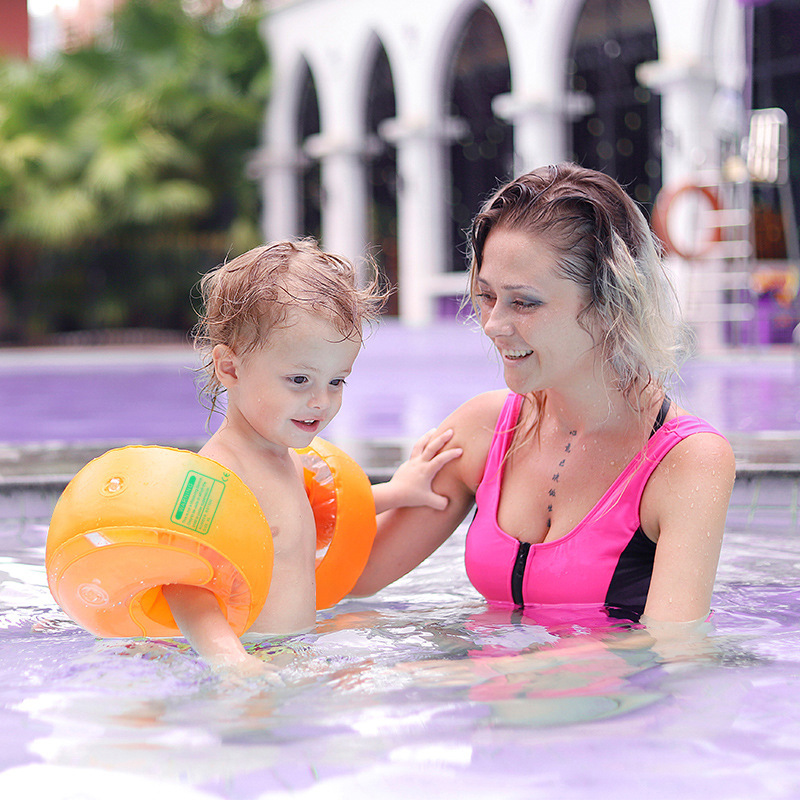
[194, 238, 386, 413]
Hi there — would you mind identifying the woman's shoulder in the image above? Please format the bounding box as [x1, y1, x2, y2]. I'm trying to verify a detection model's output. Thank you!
[671, 414, 735, 470]
[655, 402, 734, 469]
[646, 405, 736, 506]
[640, 405, 735, 547]
[667, 403, 722, 432]
[440, 390, 512, 490]
[443, 389, 511, 432]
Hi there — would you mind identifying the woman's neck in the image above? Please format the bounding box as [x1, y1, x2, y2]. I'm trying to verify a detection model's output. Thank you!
[540, 381, 661, 438]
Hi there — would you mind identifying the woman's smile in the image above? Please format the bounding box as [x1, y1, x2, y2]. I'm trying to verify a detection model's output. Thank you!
[498, 348, 534, 361]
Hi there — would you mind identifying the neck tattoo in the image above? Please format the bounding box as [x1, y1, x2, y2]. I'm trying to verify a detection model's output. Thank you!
[547, 429, 577, 529]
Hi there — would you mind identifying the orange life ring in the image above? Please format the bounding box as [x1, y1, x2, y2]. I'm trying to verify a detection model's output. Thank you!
[651, 182, 722, 260]
[46, 439, 376, 638]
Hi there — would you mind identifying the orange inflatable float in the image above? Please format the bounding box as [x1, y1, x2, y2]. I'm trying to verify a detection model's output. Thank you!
[46, 439, 376, 638]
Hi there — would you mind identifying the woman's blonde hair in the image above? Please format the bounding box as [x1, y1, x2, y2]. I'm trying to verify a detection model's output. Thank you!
[194, 238, 386, 412]
[468, 163, 692, 420]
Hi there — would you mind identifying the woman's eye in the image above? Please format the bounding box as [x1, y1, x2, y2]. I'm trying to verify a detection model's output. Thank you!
[290, 376, 308, 385]
[330, 378, 346, 388]
[476, 292, 495, 303]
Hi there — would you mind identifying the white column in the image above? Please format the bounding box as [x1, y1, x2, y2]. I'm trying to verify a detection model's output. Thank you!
[250, 149, 302, 243]
[638, 61, 725, 350]
[380, 118, 462, 326]
[492, 93, 589, 173]
[305, 135, 368, 271]
[638, 61, 719, 184]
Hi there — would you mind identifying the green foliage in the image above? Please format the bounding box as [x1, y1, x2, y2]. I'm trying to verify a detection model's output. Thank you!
[0, 0, 268, 244]
[0, 233, 231, 342]
[0, 0, 269, 340]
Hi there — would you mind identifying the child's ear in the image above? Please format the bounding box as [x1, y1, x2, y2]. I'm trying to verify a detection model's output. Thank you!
[212, 344, 239, 388]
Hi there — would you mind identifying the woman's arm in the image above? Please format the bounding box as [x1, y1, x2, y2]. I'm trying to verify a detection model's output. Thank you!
[371, 429, 463, 514]
[641, 431, 736, 622]
[352, 391, 506, 596]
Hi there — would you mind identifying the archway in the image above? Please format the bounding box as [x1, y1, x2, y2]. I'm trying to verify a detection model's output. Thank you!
[568, 0, 660, 210]
[297, 61, 321, 240]
[446, 3, 512, 276]
[365, 42, 399, 315]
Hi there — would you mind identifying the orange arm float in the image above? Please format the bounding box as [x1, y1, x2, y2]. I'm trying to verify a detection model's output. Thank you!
[46, 446, 273, 639]
[46, 439, 376, 638]
[297, 438, 377, 609]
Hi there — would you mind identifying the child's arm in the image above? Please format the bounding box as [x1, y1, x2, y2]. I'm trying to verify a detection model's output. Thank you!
[372, 429, 462, 514]
[162, 584, 271, 676]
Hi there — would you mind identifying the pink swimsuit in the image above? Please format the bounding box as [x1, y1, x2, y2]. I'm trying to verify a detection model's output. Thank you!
[465, 393, 725, 617]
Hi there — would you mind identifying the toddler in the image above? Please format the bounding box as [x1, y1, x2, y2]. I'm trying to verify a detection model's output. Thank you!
[163, 239, 458, 674]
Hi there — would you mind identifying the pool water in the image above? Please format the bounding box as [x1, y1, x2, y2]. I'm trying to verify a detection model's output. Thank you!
[2, 499, 800, 800]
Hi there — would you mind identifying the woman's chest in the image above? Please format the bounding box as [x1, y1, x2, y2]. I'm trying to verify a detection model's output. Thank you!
[495, 439, 638, 544]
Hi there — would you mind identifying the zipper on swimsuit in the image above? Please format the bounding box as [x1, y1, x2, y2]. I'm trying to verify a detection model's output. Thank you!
[511, 541, 531, 607]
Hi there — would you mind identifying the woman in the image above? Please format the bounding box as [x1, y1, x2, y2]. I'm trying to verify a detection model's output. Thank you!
[353, 163, 735, 624]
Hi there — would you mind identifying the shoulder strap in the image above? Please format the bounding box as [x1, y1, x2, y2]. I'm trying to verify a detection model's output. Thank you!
[650, 396, 671, 437]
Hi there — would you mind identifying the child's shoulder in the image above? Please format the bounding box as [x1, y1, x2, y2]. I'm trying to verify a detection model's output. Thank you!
[198, 437, 243, 475]
[200, 437, 296, 483]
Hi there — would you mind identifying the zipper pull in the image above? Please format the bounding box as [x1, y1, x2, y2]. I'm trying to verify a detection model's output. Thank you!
[511, 541, 531, 606]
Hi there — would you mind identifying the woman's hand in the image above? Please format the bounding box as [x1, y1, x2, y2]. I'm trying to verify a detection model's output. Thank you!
[372, 428, 462, 514]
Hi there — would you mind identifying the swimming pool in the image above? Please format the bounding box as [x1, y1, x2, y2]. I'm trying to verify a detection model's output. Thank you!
[1, 473, 799, 799]
[3, 332, 800, 797]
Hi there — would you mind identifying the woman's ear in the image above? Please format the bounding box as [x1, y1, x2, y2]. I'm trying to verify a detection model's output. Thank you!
[212, 344, 239, 388]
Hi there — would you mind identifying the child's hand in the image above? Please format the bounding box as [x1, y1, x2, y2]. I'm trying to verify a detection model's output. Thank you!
[213, 652, 285, 685]
[374, 428, 462, 513]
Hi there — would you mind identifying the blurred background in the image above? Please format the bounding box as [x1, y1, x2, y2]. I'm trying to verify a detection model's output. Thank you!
[1, 0, 798, 351]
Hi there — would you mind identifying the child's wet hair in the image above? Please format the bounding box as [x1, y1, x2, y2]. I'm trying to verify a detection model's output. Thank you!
[194, 238, 386, 412]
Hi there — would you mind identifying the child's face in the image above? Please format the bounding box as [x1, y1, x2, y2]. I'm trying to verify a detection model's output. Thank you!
[224, 308, 361, 451]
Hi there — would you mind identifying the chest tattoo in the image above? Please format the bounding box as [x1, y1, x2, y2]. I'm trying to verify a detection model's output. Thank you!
[546, 429, 577, 529]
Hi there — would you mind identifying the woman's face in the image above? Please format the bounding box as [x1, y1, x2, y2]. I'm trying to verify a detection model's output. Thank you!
[475, 226, 599, 396]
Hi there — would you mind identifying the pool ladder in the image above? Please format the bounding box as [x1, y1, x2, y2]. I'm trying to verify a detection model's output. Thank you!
[678, 108, 799, 347]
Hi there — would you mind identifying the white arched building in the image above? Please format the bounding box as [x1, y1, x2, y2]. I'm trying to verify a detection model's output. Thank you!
[255, 0, 798, 347]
